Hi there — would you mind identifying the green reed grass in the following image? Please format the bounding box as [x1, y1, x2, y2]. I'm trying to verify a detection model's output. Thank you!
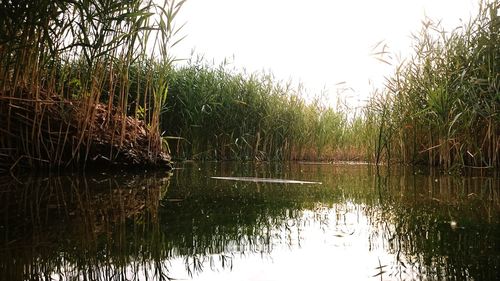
[160, 57, 375, 161]
[368, 0, 499, 170]
[0, 0, 184, 171]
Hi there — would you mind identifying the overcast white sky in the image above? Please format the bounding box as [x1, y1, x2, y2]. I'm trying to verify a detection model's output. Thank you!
[172, 0, 479, 106]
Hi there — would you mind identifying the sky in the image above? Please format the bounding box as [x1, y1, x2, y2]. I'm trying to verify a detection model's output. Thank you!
[171, 0, 479, 107]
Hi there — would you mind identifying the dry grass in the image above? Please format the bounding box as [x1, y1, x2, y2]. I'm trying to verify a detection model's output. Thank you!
[0, 0, 185, 173]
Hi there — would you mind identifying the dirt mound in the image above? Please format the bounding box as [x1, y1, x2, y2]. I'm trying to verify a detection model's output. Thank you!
[0, 87, 171, 173]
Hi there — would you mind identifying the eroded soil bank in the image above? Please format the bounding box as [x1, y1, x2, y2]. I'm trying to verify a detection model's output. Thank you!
[0, 88, 172, 174]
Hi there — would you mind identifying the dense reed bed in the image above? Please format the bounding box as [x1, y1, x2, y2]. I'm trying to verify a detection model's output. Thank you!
[369, 0, 499, 170]
[0, 0, 184, 173]
[160, 1, 498, 170]
[2, 0, 496, 172]
[161, 58, 376, 161]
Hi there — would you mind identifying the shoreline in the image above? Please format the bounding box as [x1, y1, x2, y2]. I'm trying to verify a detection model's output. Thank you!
[0, 92, 172, 175]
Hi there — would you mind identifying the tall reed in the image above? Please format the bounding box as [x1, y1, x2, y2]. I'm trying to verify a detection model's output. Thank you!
[0, 0, 184, 172]
[161, 57, 376, 161]
[369, 0, 499, 170]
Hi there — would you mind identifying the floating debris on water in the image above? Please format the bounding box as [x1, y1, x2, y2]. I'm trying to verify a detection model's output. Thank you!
[211, 177, 322, 185]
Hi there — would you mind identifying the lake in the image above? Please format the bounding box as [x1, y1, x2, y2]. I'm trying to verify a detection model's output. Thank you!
[0, 162, 498, 280]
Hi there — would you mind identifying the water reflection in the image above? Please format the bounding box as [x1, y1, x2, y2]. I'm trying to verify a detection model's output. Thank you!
[0, 172, 172, 280]
[371, 169, 500, 280]
[0, 163, 498, 280]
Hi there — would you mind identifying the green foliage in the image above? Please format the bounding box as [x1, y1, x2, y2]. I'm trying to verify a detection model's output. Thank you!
[368, 0, 499, 169]
[161, 58, 375, 161]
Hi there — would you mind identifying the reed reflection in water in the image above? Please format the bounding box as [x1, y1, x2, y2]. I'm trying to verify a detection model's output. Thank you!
[0, 172, 172, 280]
[0, 163, 498, 280]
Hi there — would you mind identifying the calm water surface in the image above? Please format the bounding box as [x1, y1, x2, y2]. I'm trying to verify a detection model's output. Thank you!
[0, 162, 498, 280]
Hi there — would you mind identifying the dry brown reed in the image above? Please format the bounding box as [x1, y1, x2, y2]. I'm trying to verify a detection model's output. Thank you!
[0, 0, 185, 173]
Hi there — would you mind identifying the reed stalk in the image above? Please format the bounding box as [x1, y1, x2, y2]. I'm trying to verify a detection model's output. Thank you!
[368, 0, 499, 170]
[0, 0, 185, 172]
[161, 57, 375, 161]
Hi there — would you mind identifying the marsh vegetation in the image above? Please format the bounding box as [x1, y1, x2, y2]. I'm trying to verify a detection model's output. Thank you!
[159, 1, 499, 171]
[369, 0, 499, 170]
[0, 0, 498, 173]
[162, 58, 374, 162]
[0, 0, 185, 173]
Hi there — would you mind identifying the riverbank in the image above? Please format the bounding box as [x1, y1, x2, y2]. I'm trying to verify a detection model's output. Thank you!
[0, 88, 171, 174]
[0, 0, 182, 174]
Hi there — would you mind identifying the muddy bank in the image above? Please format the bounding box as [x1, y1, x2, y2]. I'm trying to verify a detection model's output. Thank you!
[0, 87, 172, 174]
